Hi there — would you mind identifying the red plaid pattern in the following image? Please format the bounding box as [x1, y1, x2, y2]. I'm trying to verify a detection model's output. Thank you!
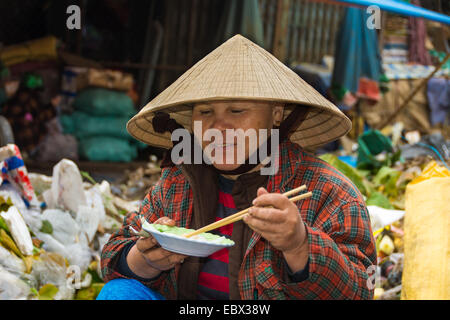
[101, 140, 376, 299]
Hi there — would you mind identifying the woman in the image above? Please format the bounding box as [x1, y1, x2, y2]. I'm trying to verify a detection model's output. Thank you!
[98, 35, 376, 300]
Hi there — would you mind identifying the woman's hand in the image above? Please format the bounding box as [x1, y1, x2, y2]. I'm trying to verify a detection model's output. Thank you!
[127, 217, 187, 279]
[243, 187, 309, 272]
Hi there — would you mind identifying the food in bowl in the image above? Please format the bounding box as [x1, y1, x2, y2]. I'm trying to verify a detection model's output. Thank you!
[145, 222, 234, 245]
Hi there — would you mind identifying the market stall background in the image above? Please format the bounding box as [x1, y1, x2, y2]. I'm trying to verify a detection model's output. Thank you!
[0, 0, 449, 300]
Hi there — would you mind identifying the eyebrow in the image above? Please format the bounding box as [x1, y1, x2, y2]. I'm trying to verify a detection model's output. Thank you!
[194, 101, 254, 109]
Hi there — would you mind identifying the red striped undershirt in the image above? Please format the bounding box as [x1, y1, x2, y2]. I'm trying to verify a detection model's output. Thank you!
[197, 175, 236, 300]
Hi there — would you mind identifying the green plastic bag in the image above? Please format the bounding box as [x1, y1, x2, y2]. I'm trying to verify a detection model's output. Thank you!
[60, 112, 132, 140]
[73, 88, 135, 117]
[59, 115, 75, 134]
[357, 130, 393, 169]
[79, 136, 137, 162]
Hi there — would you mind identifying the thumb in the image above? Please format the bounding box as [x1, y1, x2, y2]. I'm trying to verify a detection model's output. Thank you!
[256, 187, 269, 197]
[155, 216, 176, 226]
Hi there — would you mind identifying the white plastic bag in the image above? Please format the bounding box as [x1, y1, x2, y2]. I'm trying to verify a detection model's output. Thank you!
[367, 205, 405, 232]
[1, 206, 33, 256]
[0, 266, 31, 300]
[0, 244, 25, 275]
[50, 159, 87, 214]
[76, 186, 105, 243]
[30, 252, 75, 300]
[41, 209, 79, 246]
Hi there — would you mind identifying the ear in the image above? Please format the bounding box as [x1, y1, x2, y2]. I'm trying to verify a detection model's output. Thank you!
[272, 104, 284, 127]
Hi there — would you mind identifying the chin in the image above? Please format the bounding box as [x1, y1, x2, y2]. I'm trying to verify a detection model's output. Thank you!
[211, 163, 241, 172]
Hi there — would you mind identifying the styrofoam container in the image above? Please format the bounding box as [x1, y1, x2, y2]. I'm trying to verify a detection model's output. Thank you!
[142, 223, 234, 257]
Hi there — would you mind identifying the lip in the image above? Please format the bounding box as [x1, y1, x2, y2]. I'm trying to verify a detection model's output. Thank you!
[211, 143, 236, 148]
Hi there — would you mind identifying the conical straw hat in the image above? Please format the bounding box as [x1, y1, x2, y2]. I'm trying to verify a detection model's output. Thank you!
[127, 34, 351, 149]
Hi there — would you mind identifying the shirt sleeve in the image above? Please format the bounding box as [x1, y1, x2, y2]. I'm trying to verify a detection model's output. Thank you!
[280, 201, 377, 299]
[100, 175, 177, 297]
[284, 258, 310, 283]
[115, 242, 161, 282]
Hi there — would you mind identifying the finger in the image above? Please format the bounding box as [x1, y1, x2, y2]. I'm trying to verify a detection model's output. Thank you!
[248, 206, 285, 223]
[165, 253, 187, 265]
[135, 236, 158, 252]
[154, 217, 176, 226]
[256, 187, 269, 197]
[252, 192, 291, 209]
[243, 214, 279, 234]
[145, 248, 186, 263]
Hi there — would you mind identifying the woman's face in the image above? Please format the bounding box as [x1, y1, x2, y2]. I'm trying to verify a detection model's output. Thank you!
[191, 100, 284, 171]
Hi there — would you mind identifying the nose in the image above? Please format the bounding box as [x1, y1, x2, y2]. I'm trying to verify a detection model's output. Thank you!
[211, 115, 232, 132]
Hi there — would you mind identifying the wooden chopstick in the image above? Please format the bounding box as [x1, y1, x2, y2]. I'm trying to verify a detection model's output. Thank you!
[214, 191, 313, 227]
[184, 186, 311, 238]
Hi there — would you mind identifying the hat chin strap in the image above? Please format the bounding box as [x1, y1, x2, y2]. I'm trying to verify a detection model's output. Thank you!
[154, 106, 309, 174]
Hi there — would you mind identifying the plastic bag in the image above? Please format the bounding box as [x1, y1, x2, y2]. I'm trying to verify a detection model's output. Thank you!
[60, 111, 133, 141]
[28, 173, 52, 197]
[0, 244, 25, 275]
[48, 159, 87, 214]
[73, 88, 135, 117]
[76, 186, 105, 243]
[30, 252, 75, 300]
[0, 266, 31, 300]
[408, 160, 450, 185]
[1, 206, 33, 256]
[367, 205, 405, 232]
[40, 209, 79, 245]
[79, 136, 138, 162]
[401, 161, 450, 300]
[0, 144, 40, 207]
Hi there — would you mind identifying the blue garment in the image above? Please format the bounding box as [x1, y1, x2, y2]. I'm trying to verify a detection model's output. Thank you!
[427, 78, 449, 126]
[331, 6, 382, 95]
[96, 278, 165, 300]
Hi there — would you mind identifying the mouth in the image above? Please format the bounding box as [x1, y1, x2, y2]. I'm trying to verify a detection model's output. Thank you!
[211, 143, 236, 148]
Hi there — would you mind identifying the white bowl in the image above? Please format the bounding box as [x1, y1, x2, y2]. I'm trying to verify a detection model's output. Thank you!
[142, 223, 235, 257]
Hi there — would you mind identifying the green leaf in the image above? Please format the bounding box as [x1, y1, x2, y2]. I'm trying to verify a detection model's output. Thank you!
[30, 287, 39, 297]
[39, 220, 53, 234]
[0, 229, 23, 257]
[0, 215, 10, 234]
[80, 171, 97, 185]
[38, 283, 59, 300]
[75, 287, 96, 300]
[0, 196, 13, 213]
[366, 191, 394, 209]
[319, 154, 370, 195]
[373, 166, 401, 198]
[32, 246, 41, 255]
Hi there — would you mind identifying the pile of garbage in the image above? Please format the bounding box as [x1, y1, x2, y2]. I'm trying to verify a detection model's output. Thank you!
[320, 126, 450, 300]
[109, 155, 161, 201]
[0, 144, 144, 300]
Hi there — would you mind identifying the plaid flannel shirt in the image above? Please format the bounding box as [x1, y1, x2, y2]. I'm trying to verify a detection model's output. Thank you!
[101, 140, 376, 299]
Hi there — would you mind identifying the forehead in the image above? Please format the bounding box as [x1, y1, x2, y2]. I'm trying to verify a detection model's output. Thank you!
[193, 100, 274, 109]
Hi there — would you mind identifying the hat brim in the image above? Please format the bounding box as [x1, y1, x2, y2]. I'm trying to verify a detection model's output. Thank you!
[127, 97, 351, 150]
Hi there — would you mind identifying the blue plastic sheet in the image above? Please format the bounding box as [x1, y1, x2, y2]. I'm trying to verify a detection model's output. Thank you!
[335, 0, 450, 25]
